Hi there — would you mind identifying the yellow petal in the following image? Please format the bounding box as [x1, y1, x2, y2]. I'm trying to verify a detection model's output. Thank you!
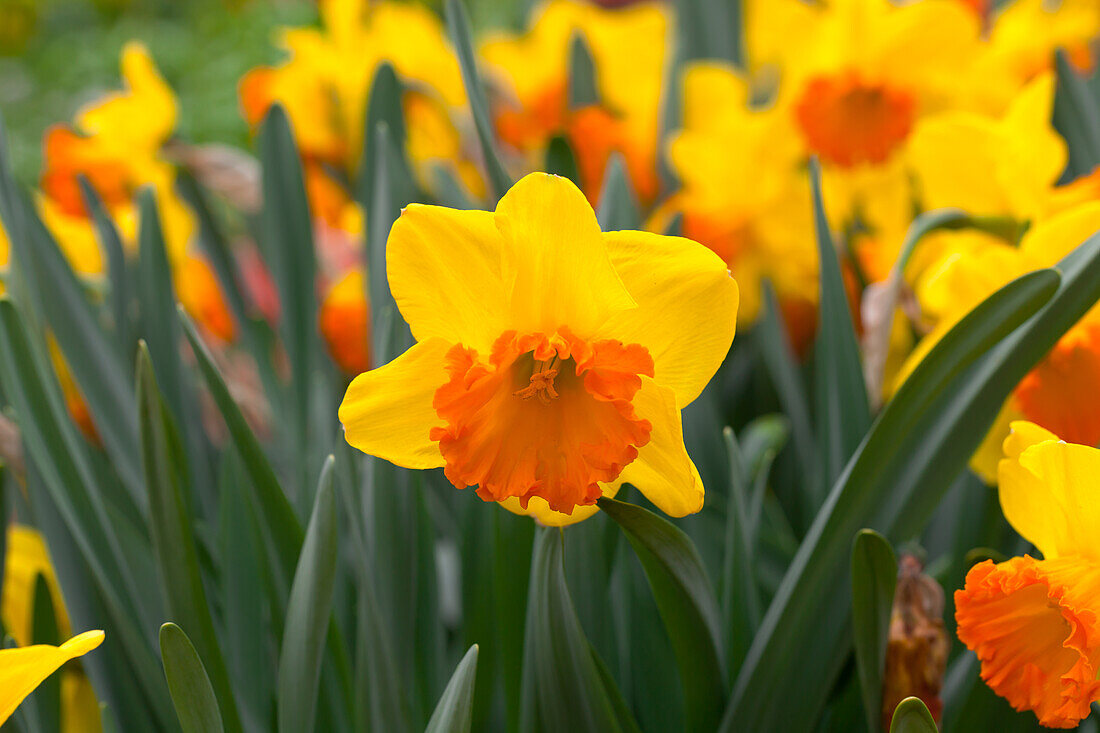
[0, 630, 104, 726]
[998, 435, 1100, 560]
[1002, 419, 1060, 463]
[596, 230, 738, 407]
[338, 338, 450, 469]
[618, 377, 703, 517]
[497, 483, 620, 527]
[77, 42, 177, 150]
[968, 401, 1025, 485]
[2, 526, 72, 648]
[1019, 201, 1100, 268]
[386, 204, 508, 354]
[495, 173, 636, 336]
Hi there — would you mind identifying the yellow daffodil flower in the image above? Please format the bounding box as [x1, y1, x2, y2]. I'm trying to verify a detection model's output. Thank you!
[750, 0, 980, 236]
[664, 62, 816, 336]
[239, 0, 479, 197]
[965, 0, 1099, 114]
[2, 526, 102, 732]
[319, 268, 371, 376]
[0, 631, 104, 727]
[480, 0, 670, 204]
[339, 173, 738, 525]
[955, 421, 1100, 728]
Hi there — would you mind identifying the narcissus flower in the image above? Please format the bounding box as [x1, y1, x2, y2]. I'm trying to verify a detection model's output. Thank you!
[664, 62, 816, 330]
[751, 0, 979, 234]
[37, 42, 234, 342]
[339, 173, 738, 525]
[239, 0, 481, 198]
[956, 422, 1100, 728]
[0, 630, 104, 726]
[2, 526, 102, 732]
[319, 268, 371, 375]
[480, 0, 670, 204]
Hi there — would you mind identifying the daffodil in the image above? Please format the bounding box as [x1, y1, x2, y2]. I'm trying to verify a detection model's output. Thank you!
[965, 0, 1099, 114]
[664, 62, 816, 333]
[749, 0, 980, 236]
[2, 526, 102, 732]
[0, 631, 105, 727]
[319, 268, 371, 375]
[36, 42, 235, 343]
[955, 421, 1100, 728]
[339, 173, 737, 525]
[239, 0, 480, 198]
[480, 0, 670, 204]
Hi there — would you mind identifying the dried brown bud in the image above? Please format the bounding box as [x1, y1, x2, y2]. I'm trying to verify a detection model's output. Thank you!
[881, 554, 948, 731]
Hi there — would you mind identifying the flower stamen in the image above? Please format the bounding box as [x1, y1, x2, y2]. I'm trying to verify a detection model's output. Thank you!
[513, 355, 561, 404]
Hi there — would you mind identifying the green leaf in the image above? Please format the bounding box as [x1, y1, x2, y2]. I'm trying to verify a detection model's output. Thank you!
[525, 527, 629, 732]
[598, 497, 725, 733]
[78, 175, 133, 356]
[850, 529, 898, 733]
[137, 345, 242, 733]
[568, 32, 599, 108]
[425, 645, 479, 733]
[1053, 49, 1100, 179]
[258, 104, 318, 499]
[0, 299, 174, 726]
[720, 428, 762, 677]
[137, 188, 186, 422]
[492, 508, 535, 732]
[677, 0, 742, 65]
[6, 190, 143, 510]
[445, 0, 513, 202]
[357, 62, 408, 210]
[809, 158, 870, 490]
[888, 697, 937, 733]
[721, 262, 1066, 731]
[30, 574, 61, 733]
[160, 623, 225, 733]
[757, 283, 818, 532]
[180, 307, 304, 591]
[544, 136, 581, 186]
[596, 154, 640, 231]
[278, 456, 338, 733]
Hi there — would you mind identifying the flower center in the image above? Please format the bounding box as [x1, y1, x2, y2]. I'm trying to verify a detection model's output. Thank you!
[513, 354, 562, 404]
[430, 328, 654, 514]
[794, 72, 916, 168]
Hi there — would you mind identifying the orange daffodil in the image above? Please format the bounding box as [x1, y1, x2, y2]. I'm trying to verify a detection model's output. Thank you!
[1, 526, 103, 731]
[31, 42, 234, 344]
[956, 422, 1100, 728]
[751, 0, 979, 238]
[339, 173, 737, 525]
[480, 0, 670, 205]
[240, 0, 479, 203]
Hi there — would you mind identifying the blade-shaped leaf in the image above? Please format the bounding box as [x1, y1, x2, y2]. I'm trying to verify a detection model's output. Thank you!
[137, 345, 242, 733]
[160, 623, 225, 733]
[425, 645, 479, 733]
[258, 104, 317, 499]
[720, 427, 762, 677]
[889, 697, 937, 733]
[1053, 49, 1100, 179]
[544, 135, 580, 187]
[809, 158, 870, 490]
[278, 456, 338, 733]
[356, 62, 408, 210]
[525, 527, 629, 732]
[722, 263, 1065, 731]
[851, 529, 897, 733]
[598, 497, 725, 732]
[444, 0, 513, 202]
[568, 32, 599, 109]
[78, 175, 133, 357]
[596, 154, 640, 231]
